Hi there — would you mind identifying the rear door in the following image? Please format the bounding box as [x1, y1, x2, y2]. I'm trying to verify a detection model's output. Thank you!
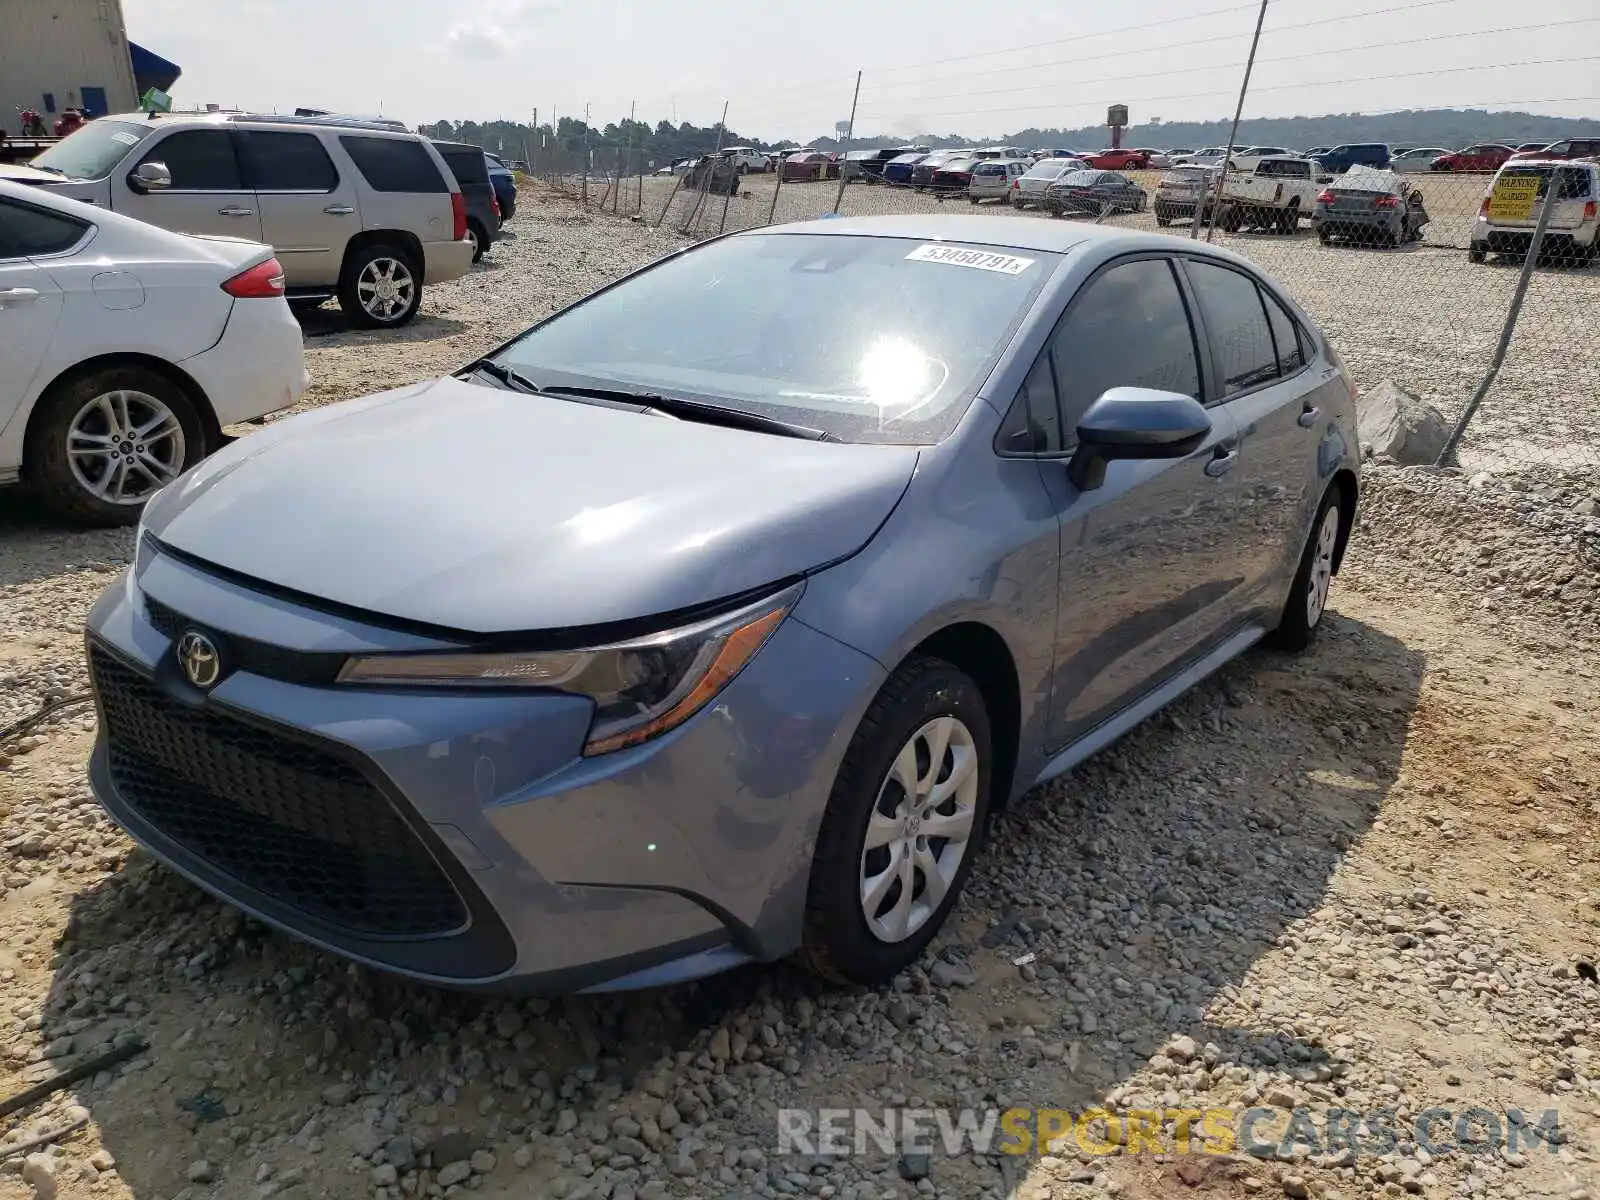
[116, 128, 263, 241]
[1178, 256, 1329, 618]
[239, 129, 355, 288]
[0, 195, 78, 438]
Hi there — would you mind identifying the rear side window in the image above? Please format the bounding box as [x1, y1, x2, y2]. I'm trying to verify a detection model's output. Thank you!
[1260, 290, 1306, 375]
[1051, 258, 1202, 434]
[140, 130, 242, 190]
[1185, 260, 1280, 395]
[239, 131, 338, 191]
[437, 147, 489, 187]
[0, 197, 91, 257]
[339, 136, 447, 193]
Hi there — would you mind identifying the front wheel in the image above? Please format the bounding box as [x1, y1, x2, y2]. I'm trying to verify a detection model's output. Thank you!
[24, 366, 206, 527]
[796, 657, 992, 986]
[1270, 487, 1344, 651]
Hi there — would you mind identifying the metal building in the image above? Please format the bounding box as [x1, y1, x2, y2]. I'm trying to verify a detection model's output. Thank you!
[0, 0, 143, 126]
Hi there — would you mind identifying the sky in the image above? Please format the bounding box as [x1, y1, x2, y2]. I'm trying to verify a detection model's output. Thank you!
[122, 0, 1600, 140]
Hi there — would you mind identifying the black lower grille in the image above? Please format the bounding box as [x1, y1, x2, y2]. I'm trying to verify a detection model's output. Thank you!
[90, 646, 466, 938]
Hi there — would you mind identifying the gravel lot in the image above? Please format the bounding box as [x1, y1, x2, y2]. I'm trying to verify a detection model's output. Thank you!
[2, 185, 1599, 1200]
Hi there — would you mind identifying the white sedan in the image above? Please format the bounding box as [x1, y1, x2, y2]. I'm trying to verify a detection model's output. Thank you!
[1390, 147, 1451, 173]
[0, 179, 306, 525]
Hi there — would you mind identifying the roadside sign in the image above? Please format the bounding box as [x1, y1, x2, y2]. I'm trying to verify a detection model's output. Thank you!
[1487, 174, 1538, 221]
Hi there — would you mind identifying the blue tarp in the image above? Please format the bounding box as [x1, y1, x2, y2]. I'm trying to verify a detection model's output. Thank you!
[129, 42, 181, 94]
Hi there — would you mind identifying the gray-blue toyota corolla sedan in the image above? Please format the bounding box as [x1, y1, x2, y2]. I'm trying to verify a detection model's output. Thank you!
[84, 215, 1359, 994]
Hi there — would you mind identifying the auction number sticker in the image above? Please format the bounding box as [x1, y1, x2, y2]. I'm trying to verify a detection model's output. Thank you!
[1487, 175, 1538, 222]
[905, 244, 1036, 275]
[110, 130, 141, 146]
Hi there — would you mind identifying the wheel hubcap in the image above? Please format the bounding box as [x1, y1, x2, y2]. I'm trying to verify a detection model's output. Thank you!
[357, 257, 415, 320]
[859, 715, 979, 944]
[1306, 507, 1340, 628]
[66, 389, 185, 505]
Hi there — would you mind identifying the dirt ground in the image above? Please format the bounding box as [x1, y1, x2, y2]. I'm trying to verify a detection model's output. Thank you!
[1, 189, 1598, 1200]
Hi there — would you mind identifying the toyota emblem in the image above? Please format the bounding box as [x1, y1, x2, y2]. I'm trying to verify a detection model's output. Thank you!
[176, 630, 222, 690]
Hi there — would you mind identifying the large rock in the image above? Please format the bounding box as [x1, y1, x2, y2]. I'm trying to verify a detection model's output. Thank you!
[1356, 381, 1451, 466]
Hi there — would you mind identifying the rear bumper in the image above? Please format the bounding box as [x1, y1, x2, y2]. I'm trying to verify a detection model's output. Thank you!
[422, 238, 474, 285]
[178, 298, 307, 427]
[1475, 223, 1598, 254]
[1313, 212, 1403, 240]
[83, 547, 884, 993]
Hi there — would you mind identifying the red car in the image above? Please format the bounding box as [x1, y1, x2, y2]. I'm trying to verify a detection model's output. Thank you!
[780, 152, 831, 182]
[1429, 143, 1515, 172]
[1510, 136, 1600, 162]
[1085, 148, 1149, 170]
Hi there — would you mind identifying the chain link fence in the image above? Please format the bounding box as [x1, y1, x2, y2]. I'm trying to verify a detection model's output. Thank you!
[538, 59, 1599, 495]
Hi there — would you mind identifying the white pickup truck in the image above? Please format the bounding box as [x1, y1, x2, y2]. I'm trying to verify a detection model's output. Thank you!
[1218, 155, 1329, 233]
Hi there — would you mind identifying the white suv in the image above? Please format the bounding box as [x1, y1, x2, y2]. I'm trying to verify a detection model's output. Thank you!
[722, 147, 770, 174]
[1470, 159, 1600, 265]
[9, 112, 473, 327]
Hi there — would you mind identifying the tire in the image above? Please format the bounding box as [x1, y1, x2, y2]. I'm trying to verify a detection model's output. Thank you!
[466, 220, 488, 264]
[1156, 213, 1171, 227]
[337, 243, 423, 329]
[1221, 207, 1242, 233]
[796, 656, 993, 986]
[1278, 201, 1299, 234]
[1269, 486, 1344, 652]
[968, 194, 979, 206]
[1468, 246, 1486, 263]
[24, 365, 206, 527]
[1318, 228, 1332, 245]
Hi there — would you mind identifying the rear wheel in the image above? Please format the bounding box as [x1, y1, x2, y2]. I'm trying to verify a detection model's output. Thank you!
[338, 243, 422, 329]
[1468, 246, 1486, 263]
[466, 220, 488, 264]
[1270, 487, 1344, 652]
[25, 365, 206, 527]
[796, 657, 992, 986]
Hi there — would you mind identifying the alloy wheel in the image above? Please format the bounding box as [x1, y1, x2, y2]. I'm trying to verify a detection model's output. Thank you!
[66, 389, 186, 505]
[859, 715, 979, 943]
[357, 256, 416, 322]
[1306, 505, 1340, 627]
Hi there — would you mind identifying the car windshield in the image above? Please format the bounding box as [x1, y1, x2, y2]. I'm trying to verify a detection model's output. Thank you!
[30, 119, 152, 180]
[491, 232, 1059, 446]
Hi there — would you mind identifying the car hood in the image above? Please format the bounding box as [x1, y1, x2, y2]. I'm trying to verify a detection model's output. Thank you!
[0, 163, 65, 186]
[143, 376, 920, 634]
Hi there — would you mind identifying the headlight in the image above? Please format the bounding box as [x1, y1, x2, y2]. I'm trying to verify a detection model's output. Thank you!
[337, 583, 802, 756]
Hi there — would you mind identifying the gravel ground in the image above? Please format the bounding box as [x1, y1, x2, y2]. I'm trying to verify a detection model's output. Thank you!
[1, 185, 1599, 1200]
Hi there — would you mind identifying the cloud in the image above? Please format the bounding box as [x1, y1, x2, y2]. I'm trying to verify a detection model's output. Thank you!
[443, 21, 523, 59]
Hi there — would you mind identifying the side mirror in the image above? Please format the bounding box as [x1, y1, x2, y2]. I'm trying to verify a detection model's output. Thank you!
[1068, 387, 1212, 492]
[130, 161, 172, 191]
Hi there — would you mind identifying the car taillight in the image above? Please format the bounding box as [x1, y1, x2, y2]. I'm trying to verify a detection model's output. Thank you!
[1585, 200, 1597, 220]
[1373, 194, 1400, 209]
[1317, 190, 1334, 204]
[221, 257, 285, 298]
[490, 191, 501, 219]
[1010, 179, 1019, 188]
[451, 191, 467, 241]
[1479, 196, 1491, 215]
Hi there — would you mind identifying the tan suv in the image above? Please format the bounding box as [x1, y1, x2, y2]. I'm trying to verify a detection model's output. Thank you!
[11, 111, 473, 327]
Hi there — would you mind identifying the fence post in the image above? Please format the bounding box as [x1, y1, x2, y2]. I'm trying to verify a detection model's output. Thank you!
[767, 150, 787, 225]
[1194, 0, 1269, 243]
[1435, 181, 1561, 467]
[653, 169, 687, 228]
[832, 71, 863, 215]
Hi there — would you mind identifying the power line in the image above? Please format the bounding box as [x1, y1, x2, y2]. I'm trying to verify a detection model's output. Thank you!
[861, 0, 1503, 95]
[853, 58, 1600, 123]
[854, 17, 1600, 109]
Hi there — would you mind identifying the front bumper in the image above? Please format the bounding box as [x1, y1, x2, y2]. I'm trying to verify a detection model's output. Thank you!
[84, 544, 884, 993]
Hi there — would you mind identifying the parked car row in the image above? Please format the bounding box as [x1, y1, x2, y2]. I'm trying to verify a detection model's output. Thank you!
[2, 108, 516, 524]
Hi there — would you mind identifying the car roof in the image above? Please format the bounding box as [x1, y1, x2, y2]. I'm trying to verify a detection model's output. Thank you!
[748, 213, 1159, 255]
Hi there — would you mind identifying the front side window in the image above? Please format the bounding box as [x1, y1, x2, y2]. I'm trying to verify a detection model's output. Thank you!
[239, 131, 338, 191]
[494, 232, 1059, 446]
[1050, 258, 1202, 436]
[139, 130, 242, 190]
[1185, 261, 1279, 395]
[0, 197, 91, 258]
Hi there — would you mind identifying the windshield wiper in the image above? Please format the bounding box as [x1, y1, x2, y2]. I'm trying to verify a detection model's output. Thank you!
[540, 385, 834, 441]
[29, 164, 66, 176]
[466, 360, 542, 394]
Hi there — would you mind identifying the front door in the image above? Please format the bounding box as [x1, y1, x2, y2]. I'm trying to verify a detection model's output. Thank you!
[1034, 255, 1245, 751]
[237, 129, 355, 288]
[115, 128, 264, 242]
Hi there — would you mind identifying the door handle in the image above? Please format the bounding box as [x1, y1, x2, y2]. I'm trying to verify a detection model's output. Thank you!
[216, 206, 255, 217]
[1204, 446, 1239, 478]
[1297, 406, 1320, 428]
[323, 204, 355, 215]
[0, 287, 41, 305]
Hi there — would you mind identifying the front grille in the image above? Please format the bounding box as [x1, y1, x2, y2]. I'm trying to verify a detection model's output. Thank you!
[90, 646, 466, 938]
[143, 595, 346, 685]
